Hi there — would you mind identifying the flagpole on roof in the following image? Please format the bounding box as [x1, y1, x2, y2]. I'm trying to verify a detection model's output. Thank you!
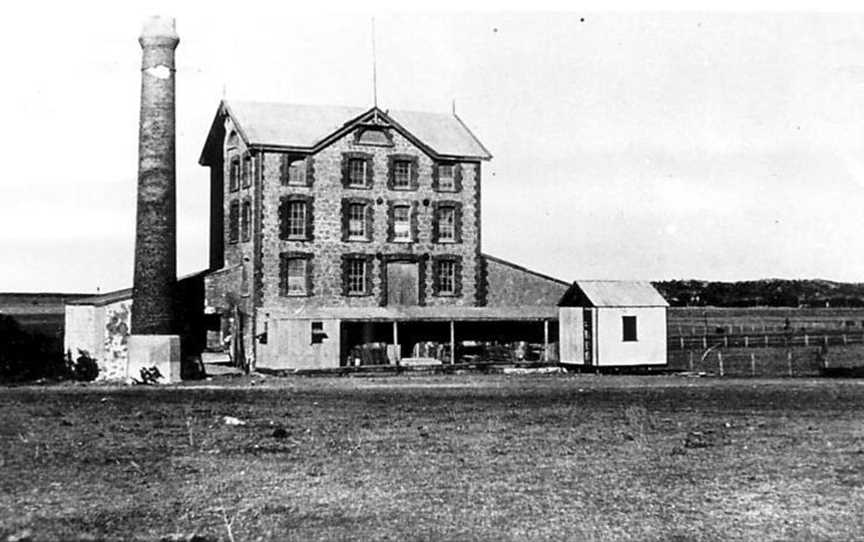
[372, 16, 378, 121]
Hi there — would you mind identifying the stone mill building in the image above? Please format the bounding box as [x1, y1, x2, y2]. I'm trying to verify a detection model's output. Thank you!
[199, 101, 568, 370]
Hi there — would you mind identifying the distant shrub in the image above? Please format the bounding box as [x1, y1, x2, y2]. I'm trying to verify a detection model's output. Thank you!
[69, 349, 99, 382]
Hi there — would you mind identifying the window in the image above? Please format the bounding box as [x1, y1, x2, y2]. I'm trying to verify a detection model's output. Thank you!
[393, 160, 412, 188]
[229, 158, 240, 191]
[433, 255, 461, 297]
[438, 164, 455, 191]
[281, 257, 308, 296]
[241, 201, 251, 242]
[286, 201, 306, 238]
[348, 203, 367, 240]
[288, 160, 305, 186]
[228, 201, 240, 243]
[393, 205, 411, 242]
[437, 206, 456, 242]
[348, 158, 368, 187]
[437, 260, 456, 295]
[242, 156, 252, 188]
[280, 197, 313, 241]
[346, 258, 367, 295]
[311, 321, 327, 344]
[623, 316, 638, 342]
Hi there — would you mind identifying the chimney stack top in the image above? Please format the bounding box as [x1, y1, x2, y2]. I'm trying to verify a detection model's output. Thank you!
[140, 16, 178, 43]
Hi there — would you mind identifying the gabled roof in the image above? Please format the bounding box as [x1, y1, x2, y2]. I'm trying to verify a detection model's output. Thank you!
[559, 281, 669, 308]
[199, 100, 492, 165]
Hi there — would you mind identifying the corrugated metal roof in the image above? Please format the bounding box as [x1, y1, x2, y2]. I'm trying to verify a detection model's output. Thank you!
[225, 101, 491, 159]
[573, 281, 669, 308]
[228, 102, 365, 149]
[265, 305, 557, 321]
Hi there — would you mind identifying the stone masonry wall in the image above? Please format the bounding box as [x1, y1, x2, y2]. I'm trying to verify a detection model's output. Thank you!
[259, 127, 482, 311]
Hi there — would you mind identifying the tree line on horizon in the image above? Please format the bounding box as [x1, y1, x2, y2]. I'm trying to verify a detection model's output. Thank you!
[652, 279, 864, 308]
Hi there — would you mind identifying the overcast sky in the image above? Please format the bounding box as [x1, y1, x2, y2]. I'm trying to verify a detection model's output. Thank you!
[2, 4, 864, 292]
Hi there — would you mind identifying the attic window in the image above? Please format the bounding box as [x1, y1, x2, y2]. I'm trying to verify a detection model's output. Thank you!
[356, 127, 392, 147]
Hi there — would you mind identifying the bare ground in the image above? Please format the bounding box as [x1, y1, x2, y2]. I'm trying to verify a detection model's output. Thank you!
[2, 374, 864, 541]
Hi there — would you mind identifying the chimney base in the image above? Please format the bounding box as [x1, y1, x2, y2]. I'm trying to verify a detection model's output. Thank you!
[128, 335, 181, 383]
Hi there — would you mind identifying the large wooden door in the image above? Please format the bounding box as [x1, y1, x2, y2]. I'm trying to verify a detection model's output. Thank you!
[387, 262, 419, 306]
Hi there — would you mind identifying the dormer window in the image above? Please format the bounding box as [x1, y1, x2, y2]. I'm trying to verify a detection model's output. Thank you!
[355, 127, 393, 147]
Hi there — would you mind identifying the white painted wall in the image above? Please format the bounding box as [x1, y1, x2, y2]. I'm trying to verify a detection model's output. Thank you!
[64, 305, 98, 360]
[559, 307, 584, 365]
[596, 307, 666, 366]
[259, 318, 341, 370]
[63, 299, 132, 380]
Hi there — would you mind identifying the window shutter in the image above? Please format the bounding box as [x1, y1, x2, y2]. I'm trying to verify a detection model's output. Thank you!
[431, 163, 439, 191]
[305, 156, 315, 187]
[278, 253, 287, 296]
[305, 257, 313, 297]
[364, 202, 374, 241]
[454, 203, 463, 243]
[340, 154, 350, 188]
[432, 258, 441, 295]
[278, 199, 288, 240]
[386, 156, 395, 190]
[305, 198, 315, 242]
[365, 155, 374, 188]
[410, 201, 419, 242]
[364, 254, 375, 295]
[279, 154, 290, 186]
[340, 255, 350, 296]
[410, 157, 419, 189]
[386, 201, 395, 242]
[340, 199, 349, 242]
[431, 202, 440, 243]
[454, 257, 463, 297]
[454, 163, 463, 192]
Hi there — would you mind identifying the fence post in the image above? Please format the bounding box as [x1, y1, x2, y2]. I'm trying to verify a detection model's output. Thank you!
[787, 351, 793, 377]
[744, 336, 749, 348]
[724, 336, 728, 348]
[750, 352, 756, 377]
[804, 334, 809, 347]
[843, 334, 847, 345]
[718, 351, 724, 377]
[689, 351, 694, 372]
[680, 337, 684, 349]
[703, 336, 707, 349]
[765, 335, 769, 347]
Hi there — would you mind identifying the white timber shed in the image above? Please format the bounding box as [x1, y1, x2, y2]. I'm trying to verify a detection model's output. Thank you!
[558, 281, 668, 367]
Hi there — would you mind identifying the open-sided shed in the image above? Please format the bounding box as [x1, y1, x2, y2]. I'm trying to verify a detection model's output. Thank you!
[559, 281, 668, 367]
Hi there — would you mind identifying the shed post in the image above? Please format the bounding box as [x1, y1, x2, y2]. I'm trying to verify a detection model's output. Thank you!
[449, 320, 455, 365]
[543, 320, 549, 362]
[392, 321, 400, 364]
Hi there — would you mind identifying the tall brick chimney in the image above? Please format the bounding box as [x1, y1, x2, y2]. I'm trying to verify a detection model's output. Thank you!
[128, 17, 182, 383]
[131, 16, 179, 335]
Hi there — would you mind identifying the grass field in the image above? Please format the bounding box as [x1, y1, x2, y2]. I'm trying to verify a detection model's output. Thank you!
[2, 375, 864, 541]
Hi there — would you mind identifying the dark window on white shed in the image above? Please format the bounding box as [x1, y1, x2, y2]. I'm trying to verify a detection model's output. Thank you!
[622, 316, 638, 342]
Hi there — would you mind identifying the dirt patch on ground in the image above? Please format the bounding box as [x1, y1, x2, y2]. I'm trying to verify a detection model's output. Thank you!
[2, 375, 864, 540]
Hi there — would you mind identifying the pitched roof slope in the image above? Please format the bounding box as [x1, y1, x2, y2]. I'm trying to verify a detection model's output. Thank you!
[223, 100, 491, 159]
[560, 281, 669, 308]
